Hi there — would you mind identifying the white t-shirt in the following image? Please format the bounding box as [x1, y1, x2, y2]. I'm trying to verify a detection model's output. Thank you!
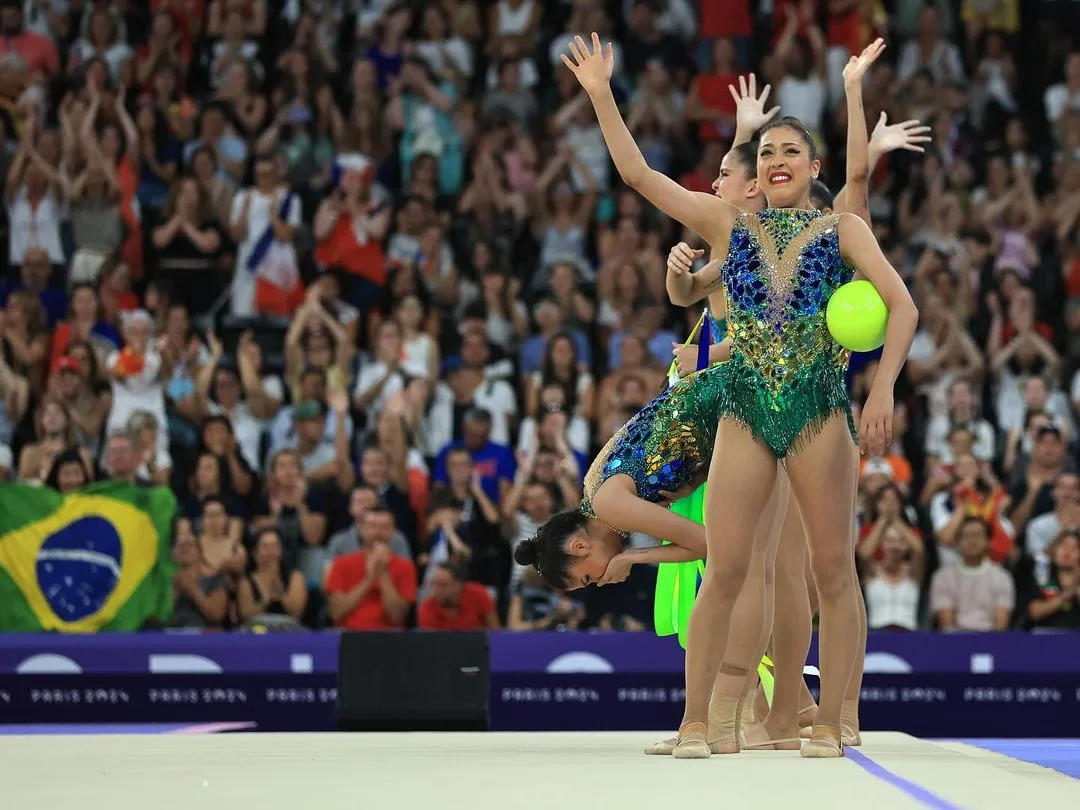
[402, 333, 436, 380]
[71, 41, 133, 82]
[896, 39, 965, 84]
[208, 375, 283, 472]
[8, 186, 65, 265]
[416, 38, 473, 79]
[924, 416, 997, 463]
[1044, 83, 1080, 125]
[1025, 511, 1061, 562]
[106, 348, 168, 445]
[996, 369, 1074, 434]
[352, 360, 406, 423]
[776, 76, 827, 133]
[865, 576, 920, 630]
[564, 125, 610, 192]
[422, 377, 518, 454]
[229, 188, 302, 317]
[516, 414, 590, 456]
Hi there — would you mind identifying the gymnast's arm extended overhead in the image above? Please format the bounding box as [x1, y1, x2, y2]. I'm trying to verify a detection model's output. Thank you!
[562, 33, 737, 250]
[833, 42, 931, 220]
[832, 39, 884, 225]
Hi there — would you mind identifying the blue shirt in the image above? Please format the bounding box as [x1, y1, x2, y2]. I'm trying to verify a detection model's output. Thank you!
[608, 328, 680, 370]
[0, 284, 68, 328]
[433, 441, 515, 503]
[183, 135, 248, 172]
[518, 330, 592, 376]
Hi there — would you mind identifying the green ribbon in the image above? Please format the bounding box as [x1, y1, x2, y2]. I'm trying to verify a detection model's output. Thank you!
[654, 481, 774, 705]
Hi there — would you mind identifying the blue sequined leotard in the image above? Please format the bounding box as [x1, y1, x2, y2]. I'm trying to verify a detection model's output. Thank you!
[580, 364, 726, 518]
[715, 208, 855, 458]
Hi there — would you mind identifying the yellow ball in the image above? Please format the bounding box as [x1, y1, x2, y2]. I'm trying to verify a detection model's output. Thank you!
[826, 280, 888, 352]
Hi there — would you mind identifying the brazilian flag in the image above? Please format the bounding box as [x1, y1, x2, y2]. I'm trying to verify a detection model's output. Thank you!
[0, 482, 177, 632]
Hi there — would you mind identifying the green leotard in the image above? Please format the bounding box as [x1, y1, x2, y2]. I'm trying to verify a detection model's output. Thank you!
[715, 208, 856, 457]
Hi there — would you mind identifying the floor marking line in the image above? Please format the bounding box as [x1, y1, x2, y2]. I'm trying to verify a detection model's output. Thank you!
[846, 748, 963, 809]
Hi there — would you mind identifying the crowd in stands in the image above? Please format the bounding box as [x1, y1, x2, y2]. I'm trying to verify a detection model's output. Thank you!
[0, 0, 1078, 634]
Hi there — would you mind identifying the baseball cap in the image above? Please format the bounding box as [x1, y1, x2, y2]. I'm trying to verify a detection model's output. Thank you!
[292, 400, 326, 422]
[861, 457, 893, 479]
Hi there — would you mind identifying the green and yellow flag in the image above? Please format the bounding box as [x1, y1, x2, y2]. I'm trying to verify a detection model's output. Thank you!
[0, 482, 177, 632]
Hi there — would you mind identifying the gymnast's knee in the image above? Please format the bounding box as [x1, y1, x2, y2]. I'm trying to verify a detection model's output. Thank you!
[701, 556, 752, 602]
[809, 548, 854, 601]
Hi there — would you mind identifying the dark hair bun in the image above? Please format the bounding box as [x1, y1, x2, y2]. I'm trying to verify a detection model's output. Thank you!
[514, 538, 540, 567]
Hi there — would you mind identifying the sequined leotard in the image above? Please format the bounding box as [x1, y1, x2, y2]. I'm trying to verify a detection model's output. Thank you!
[716, 208, 855, 458]
[580, 365, 725, 518]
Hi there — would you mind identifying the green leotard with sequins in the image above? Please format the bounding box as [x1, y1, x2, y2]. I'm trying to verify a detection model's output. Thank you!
[580, 364, 727, 519]
[716, 208, 855, 458]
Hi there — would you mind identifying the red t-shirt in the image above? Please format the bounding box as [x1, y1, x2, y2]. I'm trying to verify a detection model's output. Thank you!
[679, 168, 715, 195]
[0, 31, 59, 77]
[324, 550, 417, 630]
[313, 211, 388, 286]
[772, 0, 818, 45]
[1001, 321, 1054, 345]
[826, 5, 885, 54]
[418, 582, 494, 630]
[701, 0, 751, 38]
[693, 74, 738, 142]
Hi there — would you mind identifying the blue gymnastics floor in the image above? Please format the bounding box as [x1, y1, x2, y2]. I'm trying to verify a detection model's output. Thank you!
[951, 739, 1080, 780]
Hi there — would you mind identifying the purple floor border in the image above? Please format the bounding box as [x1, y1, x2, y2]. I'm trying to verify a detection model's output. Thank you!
[0, 722, 256, 735]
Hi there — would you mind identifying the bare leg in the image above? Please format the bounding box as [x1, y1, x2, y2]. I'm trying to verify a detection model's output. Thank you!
[708, 468, 787, 752]
[746, 490, 810, 749]
[800, 546, 821, 731]
[843, 505, 866, 746]
[784, 418, 860, 758]
[648, 469, 785, 755]
[673, 421, 778, 759]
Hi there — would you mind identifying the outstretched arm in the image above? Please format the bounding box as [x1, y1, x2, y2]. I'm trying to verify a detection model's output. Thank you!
[834, 111, 932, 217]
[563, 34, 734, 247]
[838, 213, 919, 455]
[833, 39, 885, 224]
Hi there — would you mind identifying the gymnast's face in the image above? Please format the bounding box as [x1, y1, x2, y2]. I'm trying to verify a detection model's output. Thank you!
[713, 153, 761, 212]
[563, 531, 617, 590]
[757, 126, 820, 209]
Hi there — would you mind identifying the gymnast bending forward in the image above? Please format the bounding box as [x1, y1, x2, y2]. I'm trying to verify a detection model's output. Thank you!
[560, 33, 917, 758]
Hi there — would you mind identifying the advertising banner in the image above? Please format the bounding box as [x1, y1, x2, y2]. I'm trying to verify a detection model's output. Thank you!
[2, 631, 1079, 735]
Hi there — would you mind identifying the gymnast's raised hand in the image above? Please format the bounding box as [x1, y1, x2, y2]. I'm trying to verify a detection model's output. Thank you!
[560, 33, 614, 96]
